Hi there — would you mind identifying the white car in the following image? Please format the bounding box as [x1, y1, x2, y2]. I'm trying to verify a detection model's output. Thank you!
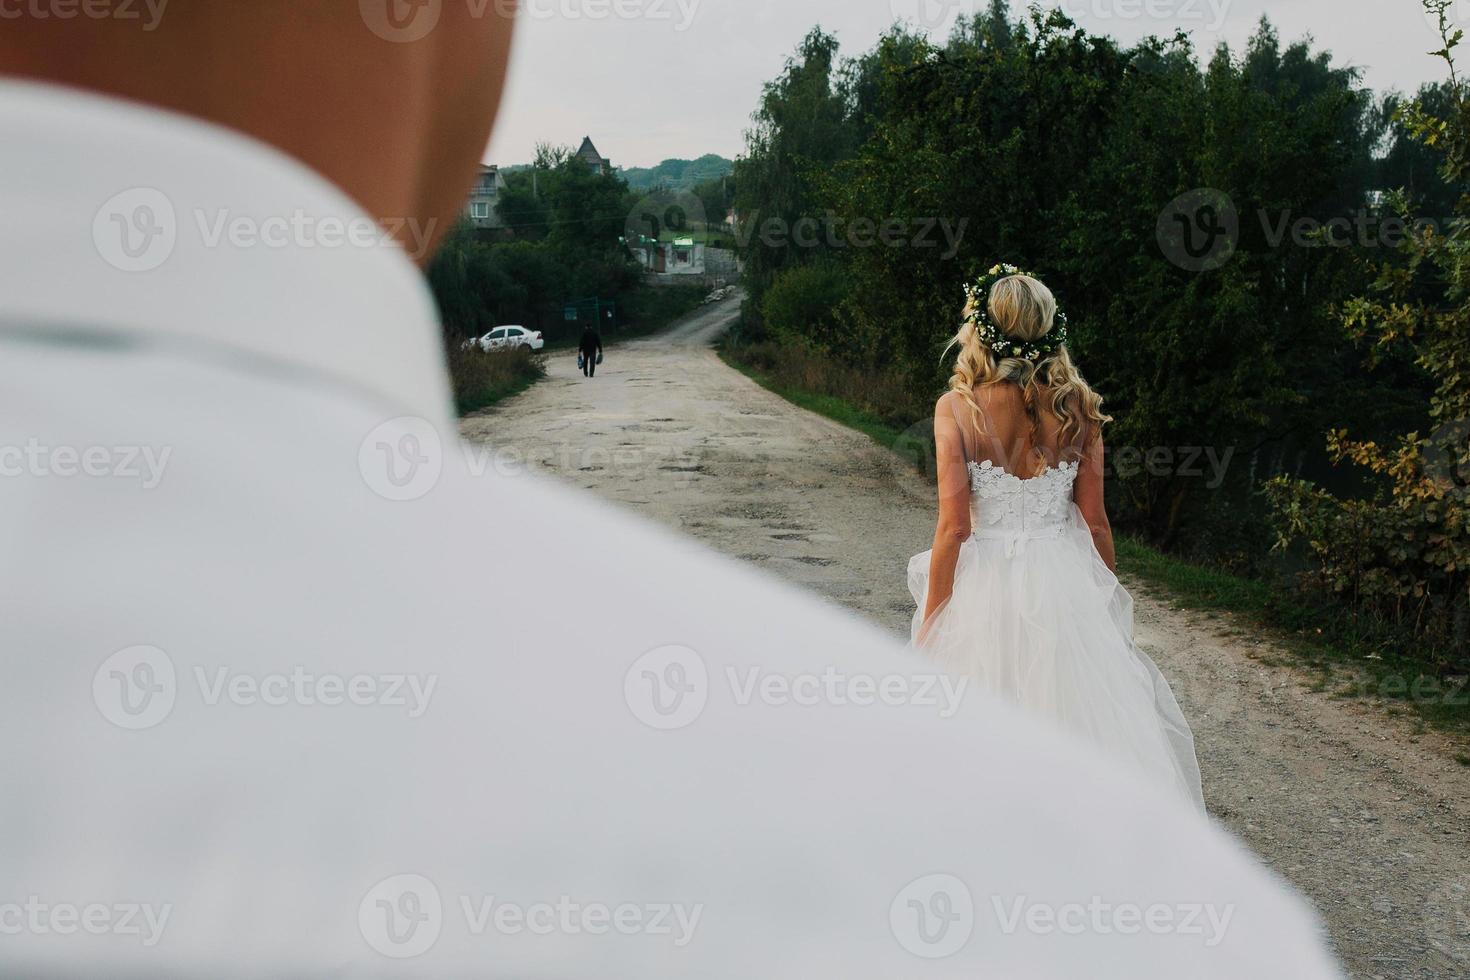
[468, 325, 544, 353]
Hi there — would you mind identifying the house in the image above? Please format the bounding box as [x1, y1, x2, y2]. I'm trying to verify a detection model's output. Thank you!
[464, 164, 509, 229]
[575, 136, 612, 176]
[629, 236, 706, 277]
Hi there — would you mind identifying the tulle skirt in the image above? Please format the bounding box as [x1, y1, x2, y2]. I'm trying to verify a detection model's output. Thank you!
[909, 507, 1205, 813]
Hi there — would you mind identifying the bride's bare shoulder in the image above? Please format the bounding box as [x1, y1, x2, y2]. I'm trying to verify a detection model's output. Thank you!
[935, 390, 965, 414]
[935, 390, 982, 427]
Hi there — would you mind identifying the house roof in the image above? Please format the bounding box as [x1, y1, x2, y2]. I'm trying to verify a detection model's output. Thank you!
[575, 137, 612, 169]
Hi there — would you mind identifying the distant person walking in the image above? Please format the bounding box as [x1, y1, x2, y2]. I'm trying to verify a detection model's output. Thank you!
[579, 325, 603, 378]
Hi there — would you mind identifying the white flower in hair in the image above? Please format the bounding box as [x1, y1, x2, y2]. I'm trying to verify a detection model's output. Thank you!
[961, 263, 1069, 364]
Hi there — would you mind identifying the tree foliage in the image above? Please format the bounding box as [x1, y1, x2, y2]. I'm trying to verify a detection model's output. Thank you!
[1269, 3, 1470, 661]
[734, 6, 1434, 563]
[425, 154, 643, 341]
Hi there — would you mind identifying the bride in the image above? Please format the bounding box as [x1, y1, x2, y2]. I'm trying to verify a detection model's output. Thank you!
[909, 265, 1205, 813]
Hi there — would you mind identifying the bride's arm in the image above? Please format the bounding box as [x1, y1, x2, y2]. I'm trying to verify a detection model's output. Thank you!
[922, 396, 972, 623]
[1073, 430, 1116, 571]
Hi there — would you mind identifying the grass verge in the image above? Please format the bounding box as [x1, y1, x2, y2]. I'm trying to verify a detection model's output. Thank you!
[449, 345, 547, 416]
[721, 354, 915, 453]
[724, 340, 1470, 740]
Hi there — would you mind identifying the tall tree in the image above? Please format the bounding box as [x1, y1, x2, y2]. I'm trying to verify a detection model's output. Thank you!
[733, 28, 860, 316]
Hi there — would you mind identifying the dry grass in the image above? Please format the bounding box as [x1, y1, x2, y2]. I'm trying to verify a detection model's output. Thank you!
[447, 344, 547, 416]
[723, 341, 931, 431]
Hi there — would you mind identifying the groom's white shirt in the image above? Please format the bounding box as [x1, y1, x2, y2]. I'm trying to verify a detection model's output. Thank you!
[0, 78, 1341, 979]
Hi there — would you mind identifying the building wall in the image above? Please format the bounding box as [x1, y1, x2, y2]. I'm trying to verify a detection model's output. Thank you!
[705, 247, 740, 280]
[466, 167, 508, 230]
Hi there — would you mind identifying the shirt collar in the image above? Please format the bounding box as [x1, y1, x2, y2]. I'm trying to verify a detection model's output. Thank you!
[0, 77, 453, 422]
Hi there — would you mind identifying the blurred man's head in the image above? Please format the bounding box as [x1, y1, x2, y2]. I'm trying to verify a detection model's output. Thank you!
[0, 0, 517, 262]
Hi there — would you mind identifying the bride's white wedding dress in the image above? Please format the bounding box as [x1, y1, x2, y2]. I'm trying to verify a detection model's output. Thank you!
[909, 442, 1205, 813]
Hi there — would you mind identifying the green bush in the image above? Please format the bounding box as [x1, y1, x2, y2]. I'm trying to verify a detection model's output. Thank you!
[760, 263, 850, 352]
[447, 345, 546, 416]
[1267, 4, 1470, 668]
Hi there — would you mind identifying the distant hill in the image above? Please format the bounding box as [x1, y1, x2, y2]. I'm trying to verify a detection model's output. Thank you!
[495, 153, 735, 191]
[620, 154, 734, 192]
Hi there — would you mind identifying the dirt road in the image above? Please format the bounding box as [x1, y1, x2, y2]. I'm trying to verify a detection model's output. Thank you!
[461, 297, 1470, 979]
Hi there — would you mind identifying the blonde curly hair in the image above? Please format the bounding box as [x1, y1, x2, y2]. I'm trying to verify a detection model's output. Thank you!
[945, 274, 1110, 449]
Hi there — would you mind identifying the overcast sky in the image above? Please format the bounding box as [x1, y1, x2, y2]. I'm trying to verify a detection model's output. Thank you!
[485, 0, 1458, 168]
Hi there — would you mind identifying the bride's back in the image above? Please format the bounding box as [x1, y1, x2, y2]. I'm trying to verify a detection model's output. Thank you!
[950, 382, 1088, 480]
[942, 272, 1106, 485]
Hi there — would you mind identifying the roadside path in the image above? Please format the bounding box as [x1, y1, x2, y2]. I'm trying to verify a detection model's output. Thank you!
[462, 297, 1470, 979]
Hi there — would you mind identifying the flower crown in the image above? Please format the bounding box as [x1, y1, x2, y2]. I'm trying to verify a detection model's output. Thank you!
[962, 263, 1069, 363]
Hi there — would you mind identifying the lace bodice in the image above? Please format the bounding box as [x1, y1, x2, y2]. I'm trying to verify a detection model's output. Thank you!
[968, 459, 1077, 536]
